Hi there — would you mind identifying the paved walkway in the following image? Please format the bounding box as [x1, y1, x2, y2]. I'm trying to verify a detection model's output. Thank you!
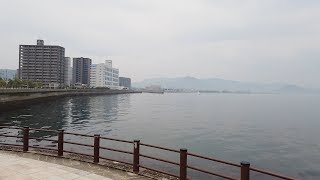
[0, 150, 151, 180]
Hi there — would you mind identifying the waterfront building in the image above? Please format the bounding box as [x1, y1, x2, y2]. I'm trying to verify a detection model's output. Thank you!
[142, 85, 164, 93]
[119, 77, 131, 89]
[72, 57, 92, 86]
[90, 60, 119, 89]
[64, 57, 73, 86]
[19, 40, 65, 88]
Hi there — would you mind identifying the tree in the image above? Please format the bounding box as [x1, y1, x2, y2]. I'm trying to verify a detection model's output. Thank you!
[35, 81, 44, 88]
[3, 78, 44, 88]
[28, 80, 36, 88]
[7, 79, 12, 87]
[21, 80, 36, 88]
[0, 77, 6, 88]
[6, 78, 23, 88]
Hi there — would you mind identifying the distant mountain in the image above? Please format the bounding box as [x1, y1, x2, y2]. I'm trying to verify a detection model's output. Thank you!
[0, 69, 16, 79]
[133, 77, 318, 94]
[273, 84, 317, 94]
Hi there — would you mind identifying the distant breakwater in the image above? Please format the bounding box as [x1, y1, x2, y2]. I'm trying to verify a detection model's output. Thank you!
[0, 89, 141, 112]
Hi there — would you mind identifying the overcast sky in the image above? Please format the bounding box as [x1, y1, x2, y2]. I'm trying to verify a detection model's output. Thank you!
[0, 0, 319, 87]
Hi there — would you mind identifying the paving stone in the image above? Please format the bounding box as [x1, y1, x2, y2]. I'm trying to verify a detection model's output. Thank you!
[0, 150, 151, 180]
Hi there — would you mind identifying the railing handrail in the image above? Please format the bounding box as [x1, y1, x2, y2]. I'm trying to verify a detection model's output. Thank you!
[0, 126, 296, 180]
[64, 140, 94, 148]
[28, 136, 57, 142]
[29, 128, 60, 133]
[187, 152, 241, 168]
[250, 167, 295, 180]
[0, 134, 24, 138]
[0, 126, 23, 129]
[100, 146, 133, 155]
[187, 165, 237, 180]
[140, 153, 180, 166]
[140, 142, 180, 153]
[100, 136, 133, 144]
[63, 131, 95, 138]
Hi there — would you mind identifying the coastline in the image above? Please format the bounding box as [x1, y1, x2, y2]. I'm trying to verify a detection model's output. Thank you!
[0, 89, 141, 112]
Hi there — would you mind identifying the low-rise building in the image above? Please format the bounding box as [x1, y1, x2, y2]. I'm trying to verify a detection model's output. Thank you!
[119, 77, 131, 89]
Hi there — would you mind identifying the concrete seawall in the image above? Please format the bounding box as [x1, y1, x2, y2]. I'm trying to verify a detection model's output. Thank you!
[0, 89, 141, 112]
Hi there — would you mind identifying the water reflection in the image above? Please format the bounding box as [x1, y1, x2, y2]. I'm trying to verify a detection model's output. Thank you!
[62, 94, 131, 135]
[69, 97, 91, 127]
[0, 94, 132, 159]
[0, 93, 320, 179]
[0, 98, 71, 138]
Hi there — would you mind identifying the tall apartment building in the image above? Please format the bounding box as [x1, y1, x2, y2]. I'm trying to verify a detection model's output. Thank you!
[90, 60, 119, 89]
[64, 57, 73, 86]
[119, 77, 131, 89]
[72, 57, 92, 85]
[19, 40, 65, 88]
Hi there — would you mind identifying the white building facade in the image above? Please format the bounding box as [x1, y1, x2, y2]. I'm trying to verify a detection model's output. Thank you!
[90, 60, 119, 89]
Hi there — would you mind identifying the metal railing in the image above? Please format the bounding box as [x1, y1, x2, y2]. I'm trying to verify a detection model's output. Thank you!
[0, 126, 295, 180]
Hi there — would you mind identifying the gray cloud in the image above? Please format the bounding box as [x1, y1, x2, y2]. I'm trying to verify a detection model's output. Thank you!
[0, 0, 320, 88]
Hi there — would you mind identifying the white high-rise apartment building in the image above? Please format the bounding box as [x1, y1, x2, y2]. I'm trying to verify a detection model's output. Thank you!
[90, 60, 119, 89]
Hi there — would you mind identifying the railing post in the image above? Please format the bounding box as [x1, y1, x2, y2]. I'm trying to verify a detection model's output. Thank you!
[133, 139, 140, 173]
[241, 161, 250, 180]
[23, 126, 29, 152]
[180, 148, 187, 180]
[58, 130, 64, 156]
[94, 134, 100, 163]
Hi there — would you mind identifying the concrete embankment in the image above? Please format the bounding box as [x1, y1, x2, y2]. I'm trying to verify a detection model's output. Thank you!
[0, 89, 141, 112]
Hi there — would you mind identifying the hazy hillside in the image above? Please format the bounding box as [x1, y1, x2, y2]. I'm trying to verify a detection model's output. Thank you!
[0, 69, 16, 79]
[133, 77, 317, 93]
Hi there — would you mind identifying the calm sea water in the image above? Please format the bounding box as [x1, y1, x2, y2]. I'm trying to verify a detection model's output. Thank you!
[1, 93, 320, 179]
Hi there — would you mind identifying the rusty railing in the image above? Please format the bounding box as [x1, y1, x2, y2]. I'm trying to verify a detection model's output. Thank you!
[0, 126, 295, 180]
